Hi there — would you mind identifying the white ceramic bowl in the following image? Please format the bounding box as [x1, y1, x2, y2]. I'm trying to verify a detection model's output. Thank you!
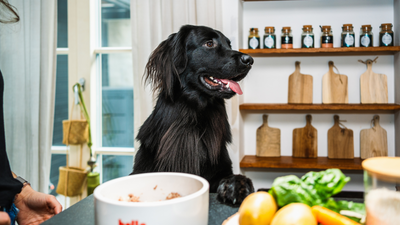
[94, 172, 209, 225]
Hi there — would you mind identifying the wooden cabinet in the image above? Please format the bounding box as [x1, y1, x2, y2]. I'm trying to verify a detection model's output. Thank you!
[235, 0, 400, 190]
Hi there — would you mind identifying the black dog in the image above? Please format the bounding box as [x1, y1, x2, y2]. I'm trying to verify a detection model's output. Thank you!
[131, 25, 254, 205]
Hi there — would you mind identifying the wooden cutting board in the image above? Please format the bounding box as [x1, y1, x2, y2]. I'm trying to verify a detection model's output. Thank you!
[293, 114, 318, 158]
[360, 59, 388, 104]
[322, 61, 348, 104]
[288, 61, 313, 104]
[328, 115, 354, 159]
[256, 114, 280, 157]
[360, 115, 388, 159]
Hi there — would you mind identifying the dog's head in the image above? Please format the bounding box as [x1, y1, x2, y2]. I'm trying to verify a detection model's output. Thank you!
[145, 25, 253, 101]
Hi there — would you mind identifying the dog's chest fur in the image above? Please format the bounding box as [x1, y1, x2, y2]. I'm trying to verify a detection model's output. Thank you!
[136, 96, 232, 176]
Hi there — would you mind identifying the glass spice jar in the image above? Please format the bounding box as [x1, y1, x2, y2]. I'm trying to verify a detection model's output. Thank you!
[379, 23, 394, 47]
[301, 25, 314, 48]
[341, 24, 355, 47]
[363, 157, 400, 225]
[281, 27, 293, 49]
[320, 25, 333, 48]
[360, 25, 373, 47]
[263, 26, 276, 49]
[248, 28, 260, 49]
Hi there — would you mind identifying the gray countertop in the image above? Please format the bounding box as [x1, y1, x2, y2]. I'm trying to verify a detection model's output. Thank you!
[41, 193, 239, 225]
[41, 192, 364, 225]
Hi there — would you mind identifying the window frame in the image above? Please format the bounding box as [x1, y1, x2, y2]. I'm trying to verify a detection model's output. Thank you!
[52, 0, 135, 180]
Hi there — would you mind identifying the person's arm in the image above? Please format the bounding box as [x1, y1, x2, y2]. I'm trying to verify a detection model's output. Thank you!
[11, 172, 62, 225]
[0, 212, 10, 225]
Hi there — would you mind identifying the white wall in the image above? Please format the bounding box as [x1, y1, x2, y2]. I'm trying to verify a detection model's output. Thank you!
[221, 0, 243, 174]
[242, 0, 394, 49]
[221, 0, 398, 192]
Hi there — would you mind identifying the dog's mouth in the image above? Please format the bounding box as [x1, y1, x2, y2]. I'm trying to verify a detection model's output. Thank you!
[201, 74, 246, 95]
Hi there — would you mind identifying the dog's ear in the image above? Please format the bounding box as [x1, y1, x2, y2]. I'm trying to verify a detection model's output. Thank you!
[144, 29, 189, 101]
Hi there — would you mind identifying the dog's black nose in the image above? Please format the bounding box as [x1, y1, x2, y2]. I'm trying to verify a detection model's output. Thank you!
[240, 54, 254, 66]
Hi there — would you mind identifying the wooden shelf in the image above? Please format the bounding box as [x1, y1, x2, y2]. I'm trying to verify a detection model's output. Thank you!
[240, 155, 363, 170]
[239, 104, 400, 113]
[239, 46, 400, 57]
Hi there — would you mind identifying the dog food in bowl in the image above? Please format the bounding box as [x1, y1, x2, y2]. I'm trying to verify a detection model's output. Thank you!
[118, 192, 182, 202]
[118, 193, 141, 202]
[166, 192, 181, 200]
[94, 172, 209, 225]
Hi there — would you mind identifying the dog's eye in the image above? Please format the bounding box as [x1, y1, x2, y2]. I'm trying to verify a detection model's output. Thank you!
[204, 41, 215, 48]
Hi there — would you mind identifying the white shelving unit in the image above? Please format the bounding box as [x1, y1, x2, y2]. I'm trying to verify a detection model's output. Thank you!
[221, 0, 400, 192]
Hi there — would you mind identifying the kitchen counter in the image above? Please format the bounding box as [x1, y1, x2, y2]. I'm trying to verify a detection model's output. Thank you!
[41, 192, 364, 225]
[41, 193, 239, 225]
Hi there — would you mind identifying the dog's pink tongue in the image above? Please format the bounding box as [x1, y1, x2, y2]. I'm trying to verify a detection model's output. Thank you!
[220, 79, 243, 95]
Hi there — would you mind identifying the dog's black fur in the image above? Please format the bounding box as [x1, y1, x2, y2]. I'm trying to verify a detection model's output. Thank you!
[131, 25, 254, 205]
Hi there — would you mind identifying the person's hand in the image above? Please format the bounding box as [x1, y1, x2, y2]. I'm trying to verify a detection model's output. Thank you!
[13, 185, 62, 225]
[0, 212, 10, 225]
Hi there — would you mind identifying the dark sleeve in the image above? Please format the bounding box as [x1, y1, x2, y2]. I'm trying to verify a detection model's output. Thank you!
[0, 69, 23, 208]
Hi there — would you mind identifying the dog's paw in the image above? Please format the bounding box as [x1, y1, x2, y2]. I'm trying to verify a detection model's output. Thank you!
[216, 174, 254, 206]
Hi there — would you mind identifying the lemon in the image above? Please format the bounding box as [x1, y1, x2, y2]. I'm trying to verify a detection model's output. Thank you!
[238, 191, 277, 225]
[270, 203, 317, 225]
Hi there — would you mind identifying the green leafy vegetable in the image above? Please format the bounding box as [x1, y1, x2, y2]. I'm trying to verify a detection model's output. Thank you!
[269, 169, 350, 207]
[336, 200, 365, 215]
[268, 175, 316, 207]
[327, 200, 366, 223]
[301, 169, 350, 200]
[268, 169, 365, 222]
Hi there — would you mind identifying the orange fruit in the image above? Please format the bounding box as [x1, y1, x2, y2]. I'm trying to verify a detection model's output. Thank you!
[270, 203, 317, 225]
[238, 191, 277, 225]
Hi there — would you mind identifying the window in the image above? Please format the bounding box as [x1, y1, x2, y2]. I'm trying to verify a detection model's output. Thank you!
[51, 0, 134, 201]
[95, 0, 134, 183]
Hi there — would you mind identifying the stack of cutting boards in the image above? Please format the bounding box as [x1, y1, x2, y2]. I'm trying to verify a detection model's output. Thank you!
[256, 59, 390, 159]
[287, 59, 388, 104]
[255, 114, 388, 159]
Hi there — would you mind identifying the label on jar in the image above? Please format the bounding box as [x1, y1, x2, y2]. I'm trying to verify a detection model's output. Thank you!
[382, 33, 393, 45]
[321, 36, 333, 44]
[281, 36, 293, 44]
[249, 37, 260, 49]
[344, 34, 354, 46]
[361, 36, 371, 47]
[264, 36, 274, 48]
[303, 36, 313, 47]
